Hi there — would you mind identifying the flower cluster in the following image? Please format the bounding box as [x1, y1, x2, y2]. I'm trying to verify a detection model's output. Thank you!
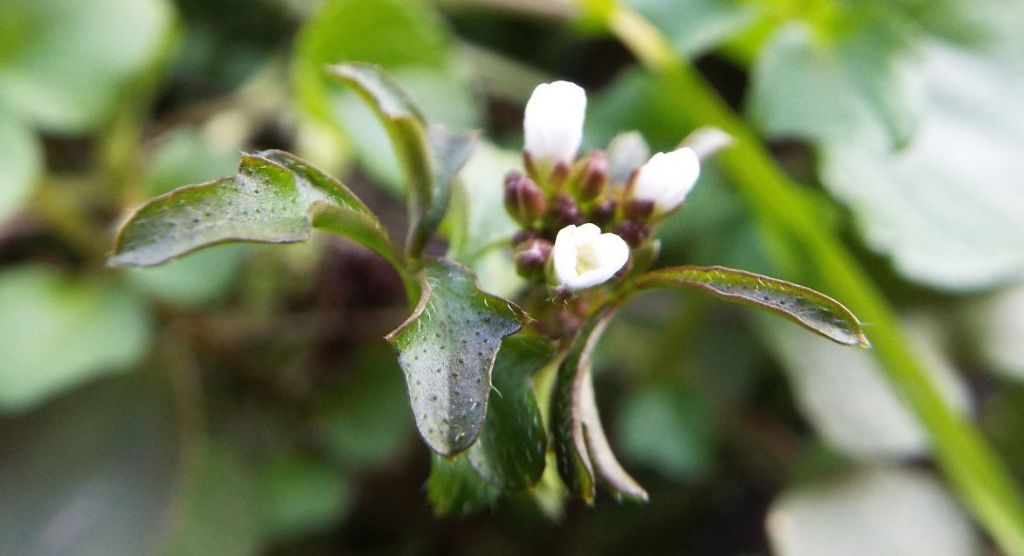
[506, 80, 702, 294]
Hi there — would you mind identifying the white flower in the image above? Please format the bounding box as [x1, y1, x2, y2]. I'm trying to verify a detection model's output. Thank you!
[553, 223, 630, 290]
[631, 147, 701, 214]
[524, 81, 586, 168]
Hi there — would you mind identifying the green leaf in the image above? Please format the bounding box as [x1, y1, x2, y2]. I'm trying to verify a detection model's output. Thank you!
[890, 0, 1024, 58]
[749, 18, 923, 150]
[386, 259, 526, 456]
[331, 68, 482, 196]
[819, 44, 1024, 290]
[636, 265, 869, 347]
[624, 0, 756, 56]
[418, 126, 477, 258]
[263, 149, 406, 272]
[125, 129, 249, 306]
[110, 151, 404, 275]
[0, 376, 186, 556]
[0, 0, 175, 133]
[467, 335, 553, 489]
[326, 63, 474, 259]
[144, 127, 243, 197]
[551, 309, 649, 504]
[0, 116, 41, 222]
[445, 140, 523, 296]
[427, 453, 500, 517]
[293, 0, 450, 126]
[0, 266, 152, 413]
[294, 0, 480, 194]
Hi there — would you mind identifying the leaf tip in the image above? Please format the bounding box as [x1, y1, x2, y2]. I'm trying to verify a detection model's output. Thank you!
[614, 488, 650, 504]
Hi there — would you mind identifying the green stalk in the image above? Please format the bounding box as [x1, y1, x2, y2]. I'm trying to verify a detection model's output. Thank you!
[581, 1, 1024, 552]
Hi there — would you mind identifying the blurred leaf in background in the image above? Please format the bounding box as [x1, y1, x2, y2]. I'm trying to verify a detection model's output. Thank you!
[0, 0, 174, 134]
[767, 467, 980, 556]
[0, 266, 152, 413]
[625, 0, 755, 57]
[0, 116, 41, 222]
[820, 44, 1024, 290]
[294, 0, 481, 192]
[749, 15, 923, 150]
[758, 314, 970, 461]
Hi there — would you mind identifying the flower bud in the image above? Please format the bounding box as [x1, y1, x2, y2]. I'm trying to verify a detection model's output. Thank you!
[523, 81, 586, 171]
[552, 223, 630, 291]
[624, 198, 655, 222]
[548, 160, 571, 190]
[514, 238, 553, 281]
[629, 147, 700, 216]
[589, 198, 618, 227]
[511, 228, 541, 246]
[574, 151, 609, 202]
[612, 219, 651, 248]
[504, 171, 546, 226]
[548, 193, 582, 230]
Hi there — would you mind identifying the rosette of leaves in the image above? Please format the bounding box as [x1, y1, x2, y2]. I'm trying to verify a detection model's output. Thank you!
[110, 63, 867, 513]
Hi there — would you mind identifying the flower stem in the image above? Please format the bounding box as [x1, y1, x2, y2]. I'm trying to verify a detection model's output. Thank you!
[583, 1, 1024, 552]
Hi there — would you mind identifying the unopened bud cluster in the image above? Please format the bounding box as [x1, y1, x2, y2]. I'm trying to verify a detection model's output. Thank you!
[506, 80, 703, 292]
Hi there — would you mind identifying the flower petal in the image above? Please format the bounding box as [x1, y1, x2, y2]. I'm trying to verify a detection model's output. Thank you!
[632, 148, 700, 214]
[524, 81, 586, 167]
[552, 224, 630, 291]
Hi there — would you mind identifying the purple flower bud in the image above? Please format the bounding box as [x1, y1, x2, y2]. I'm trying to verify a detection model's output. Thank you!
[514, 238, 553, 280]
[511, 228, 541, 247]
[613, 219, 651, 248]
[624, 198, 655, 222]
[549, 193, 582, 230]
[548, 160, 571, 189]
[576, 151, 609, 201]
[504, 171, 547, 225]
[589, 198, 618, 227]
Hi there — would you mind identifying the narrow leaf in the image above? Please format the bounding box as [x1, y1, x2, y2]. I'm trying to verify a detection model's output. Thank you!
[324, 64, 430, 212]
[550, 315, 605, 503]
[580, 368, 649, 503]
[412, 126, 476, 258]
[636, 265, 869, 347]
[467, 335, 553, 489]
[551, 309, 649, 503]
[109, 152, 404, 277]
[386, 259, 526, 456]
[326, 63, 450, 260]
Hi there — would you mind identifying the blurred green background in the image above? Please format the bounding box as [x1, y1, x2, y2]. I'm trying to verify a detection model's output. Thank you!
[2, 0, 1023, 554]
